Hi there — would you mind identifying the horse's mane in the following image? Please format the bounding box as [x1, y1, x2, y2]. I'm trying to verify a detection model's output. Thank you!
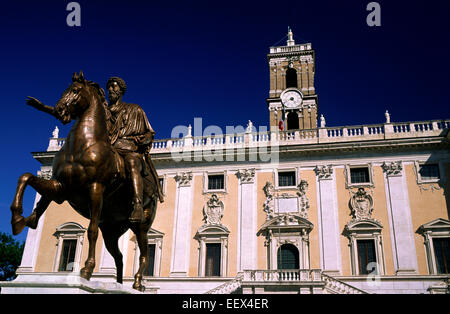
[86, 80, 107, 105]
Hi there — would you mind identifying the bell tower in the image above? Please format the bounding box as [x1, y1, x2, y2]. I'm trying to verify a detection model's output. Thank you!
[267, 27, 318, 131]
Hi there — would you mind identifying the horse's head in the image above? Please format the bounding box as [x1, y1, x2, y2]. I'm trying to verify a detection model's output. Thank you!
[55, 71, 105, 124]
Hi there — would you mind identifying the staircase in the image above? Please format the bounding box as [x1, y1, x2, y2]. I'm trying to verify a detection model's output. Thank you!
[205, 270, 368, 294]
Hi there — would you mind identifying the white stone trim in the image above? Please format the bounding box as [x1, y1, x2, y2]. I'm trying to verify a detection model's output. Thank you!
[237, 170, 257, 272]
[383, 165, 419, 275]
[17, 193, 45, 273]
[315, 168, 342, 275]
[170, 174, 194, 277]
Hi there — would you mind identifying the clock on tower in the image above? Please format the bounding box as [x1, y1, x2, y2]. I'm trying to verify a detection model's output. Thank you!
[267, 27, 319, 131]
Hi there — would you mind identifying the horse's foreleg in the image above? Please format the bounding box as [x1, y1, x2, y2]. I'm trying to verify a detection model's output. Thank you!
[80, 182, 104, 281]
[11, 173, 64, 235]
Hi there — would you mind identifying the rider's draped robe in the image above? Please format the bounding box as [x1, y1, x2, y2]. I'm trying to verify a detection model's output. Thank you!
[106, 101, 163, 201]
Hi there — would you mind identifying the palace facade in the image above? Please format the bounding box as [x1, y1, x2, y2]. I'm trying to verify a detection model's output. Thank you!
[4, 29, 450, 294]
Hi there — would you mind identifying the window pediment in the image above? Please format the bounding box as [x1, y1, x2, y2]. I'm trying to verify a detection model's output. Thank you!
[196, 224, 230, 238]
[417, 218, 450, 234]
[344, 219, 383, 235]
[147, 228, 165, 238]
[257, 214, 313, 236]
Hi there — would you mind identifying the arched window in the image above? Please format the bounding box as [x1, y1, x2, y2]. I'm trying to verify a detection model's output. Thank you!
[286, 68, 298, 88]
[277, 244, 300, 270]
[287, 112, 299, 130]
[53, 222, 86, 273]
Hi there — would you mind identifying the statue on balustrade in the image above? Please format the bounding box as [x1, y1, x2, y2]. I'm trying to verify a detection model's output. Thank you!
[10, 71, 163, 291]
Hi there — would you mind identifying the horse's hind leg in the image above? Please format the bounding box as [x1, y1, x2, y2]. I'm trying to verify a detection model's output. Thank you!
[11, 173, 64, 235]
[100, 226, 125, 284]
[130, 222, 149, 292]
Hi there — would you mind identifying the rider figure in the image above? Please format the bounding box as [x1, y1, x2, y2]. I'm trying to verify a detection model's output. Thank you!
[106, 77, 164, 223]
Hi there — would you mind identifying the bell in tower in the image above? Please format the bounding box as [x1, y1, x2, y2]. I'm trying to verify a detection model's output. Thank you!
[267, 27, 318, 131]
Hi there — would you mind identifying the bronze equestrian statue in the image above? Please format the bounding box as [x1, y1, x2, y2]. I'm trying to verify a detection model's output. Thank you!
[10, 71, 161, 291]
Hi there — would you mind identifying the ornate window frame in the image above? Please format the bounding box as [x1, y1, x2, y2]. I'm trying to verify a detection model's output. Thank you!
[195, 194, 229, 277]
[195, 225, 230, 277]
[257, 215, 313, 270]
[53, 222, 86, 273]
[133, 228, 164, 277]
[414, 161, 445, 186]
[344, 163, 375, 189]
[274, 167, 300, 190]
[203, 170, 228, 194]
[417, 218, 450, 275]
[343, 219, 386, 276]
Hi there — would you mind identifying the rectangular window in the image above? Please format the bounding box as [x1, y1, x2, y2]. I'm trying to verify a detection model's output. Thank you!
[144, 244, 156, 277]
[278, 171, 296, 187]
[433, 238, 450, 274]
[350, 167, 370, 184]
[357, 240, 377, 275]
[208, 175, 224, 190]
[205, 243, 221, 277]
[59, 239, 77, 272]
[419, 164, 440, 181]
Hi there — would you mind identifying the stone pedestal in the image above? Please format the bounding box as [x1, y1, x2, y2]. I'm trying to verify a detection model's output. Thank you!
[0, 273, 143, 294]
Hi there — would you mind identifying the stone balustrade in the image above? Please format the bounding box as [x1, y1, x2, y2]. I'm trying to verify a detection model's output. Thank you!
[149, 119, 449, 154]
[204, 269, 369, 294]
[321, 273, 367, 294]
[205, 273, 244, 294]
[47, 119, 450, 154]
[269, 43, 312, 54]
[242, 269, 322, 282]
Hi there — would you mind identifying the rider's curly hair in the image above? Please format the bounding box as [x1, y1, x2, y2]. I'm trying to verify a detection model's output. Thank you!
[106, 76, 127, 95]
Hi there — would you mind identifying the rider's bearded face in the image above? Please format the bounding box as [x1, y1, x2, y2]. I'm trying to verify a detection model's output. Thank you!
[108, 82, 122, 104]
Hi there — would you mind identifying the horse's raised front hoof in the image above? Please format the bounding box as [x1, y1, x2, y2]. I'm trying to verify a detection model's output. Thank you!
[11, 215, 26, 236]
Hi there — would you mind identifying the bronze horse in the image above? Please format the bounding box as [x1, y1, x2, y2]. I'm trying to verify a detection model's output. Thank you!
[10, 71, 158, 291]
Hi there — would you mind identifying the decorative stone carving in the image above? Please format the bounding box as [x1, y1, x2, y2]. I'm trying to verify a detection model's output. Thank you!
[262, 180, 310, 220]
[385, 110, 391, 124]
[314, 165, 333, 180]
[263, 182, 275, 220]
[52, 126, 59, 139]
[349, 188, 374, 220]
[203, 194, 224, 226]
[37, 169, 52, 180]
[382, 161, 403, 177]
[320, 115, 326, 128]
[175, 172, 193, 187]
[297, 180, 310, 219]
[236, 168, 255, 184]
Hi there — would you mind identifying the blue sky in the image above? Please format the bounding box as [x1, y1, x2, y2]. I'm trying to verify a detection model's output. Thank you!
[0, 0, 449, 242]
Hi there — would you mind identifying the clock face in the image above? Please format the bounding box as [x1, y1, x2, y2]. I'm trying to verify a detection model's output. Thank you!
[281, 89, 303, 108]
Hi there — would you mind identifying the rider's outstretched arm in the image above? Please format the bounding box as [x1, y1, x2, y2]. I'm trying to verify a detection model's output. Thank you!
[26, 97, 58, 118]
